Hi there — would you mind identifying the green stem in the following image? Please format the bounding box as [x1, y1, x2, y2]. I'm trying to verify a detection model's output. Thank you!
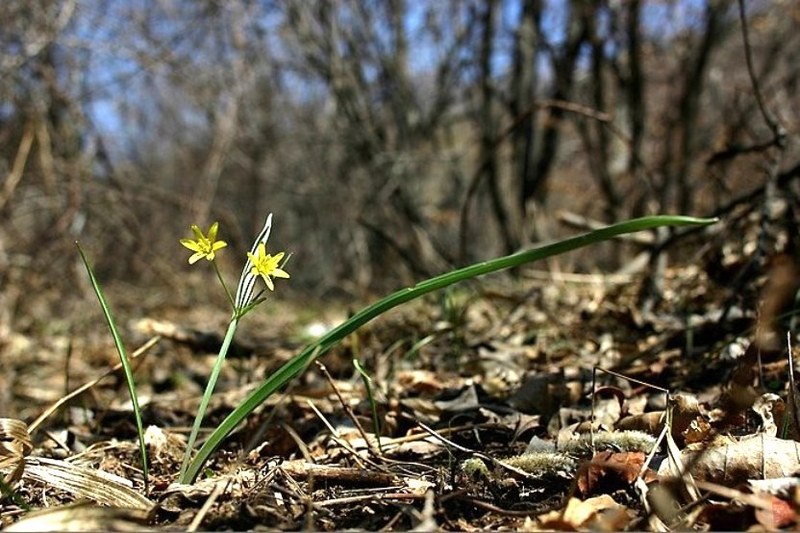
[213, 261, 235, 312]
[178, 315, 239, 482]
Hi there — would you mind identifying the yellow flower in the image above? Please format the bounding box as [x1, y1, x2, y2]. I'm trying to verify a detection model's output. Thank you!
[247, 242, 290, 291]
[180, 222, 228, 264]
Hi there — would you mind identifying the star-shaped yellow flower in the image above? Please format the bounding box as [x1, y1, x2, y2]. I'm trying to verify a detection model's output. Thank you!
[180, 222, 228, 264]
[247, 242, 290, 291]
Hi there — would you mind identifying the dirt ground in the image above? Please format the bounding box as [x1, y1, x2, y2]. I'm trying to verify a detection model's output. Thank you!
[2, 217, 800, 531]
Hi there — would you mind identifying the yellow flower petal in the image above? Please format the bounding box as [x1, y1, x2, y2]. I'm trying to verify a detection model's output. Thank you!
[181, 222, 226, 264]
[246, 242, 289, 292]
[272, 268, 290, 279]
[180, 239, 201, 252]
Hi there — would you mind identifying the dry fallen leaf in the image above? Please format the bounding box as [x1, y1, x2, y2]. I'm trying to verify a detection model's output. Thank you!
[538, 495, 629, 530]
[395, 369, 445, 395]
[660, 435, 800, 485]
[4, 503, 151, 532]
[578, 451, 646, 495]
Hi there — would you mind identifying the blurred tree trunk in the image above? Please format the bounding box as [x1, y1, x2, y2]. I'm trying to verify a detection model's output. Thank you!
[478, 0, 516, 256]
[660, 0, 728, 215]
[510, 0, 542, 245]
[623, 0, 649, 217]
[524, 0, 588, 238]
[643, 0, 728, 309]
[582, 2, 620, 222]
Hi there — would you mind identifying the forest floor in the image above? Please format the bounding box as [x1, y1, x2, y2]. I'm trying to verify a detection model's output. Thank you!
[2, 223, 800, 531]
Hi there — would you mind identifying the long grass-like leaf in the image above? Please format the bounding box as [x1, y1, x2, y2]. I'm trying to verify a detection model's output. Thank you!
[353, 358, 382, 452]
[76, 243, 149, 493]
[183, 215, 717, 481]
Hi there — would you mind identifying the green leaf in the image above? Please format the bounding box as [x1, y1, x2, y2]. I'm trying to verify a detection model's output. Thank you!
[76, 243, 149, 493]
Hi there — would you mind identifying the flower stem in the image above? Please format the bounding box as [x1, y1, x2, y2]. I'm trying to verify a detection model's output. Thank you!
[213, 261, 236, 312]
[178, 315, 238, 482]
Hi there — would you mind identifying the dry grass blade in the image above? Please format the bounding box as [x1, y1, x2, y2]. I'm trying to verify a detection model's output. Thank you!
[23, 457, 153, 510]
[0, 418, 33, 487]
[187, 479, 228, 532]
[4, 502, 151, 532]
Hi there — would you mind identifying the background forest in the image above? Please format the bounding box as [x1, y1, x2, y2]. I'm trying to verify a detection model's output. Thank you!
[1, 0, 797, 322]
[0, 0, 800, 316]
